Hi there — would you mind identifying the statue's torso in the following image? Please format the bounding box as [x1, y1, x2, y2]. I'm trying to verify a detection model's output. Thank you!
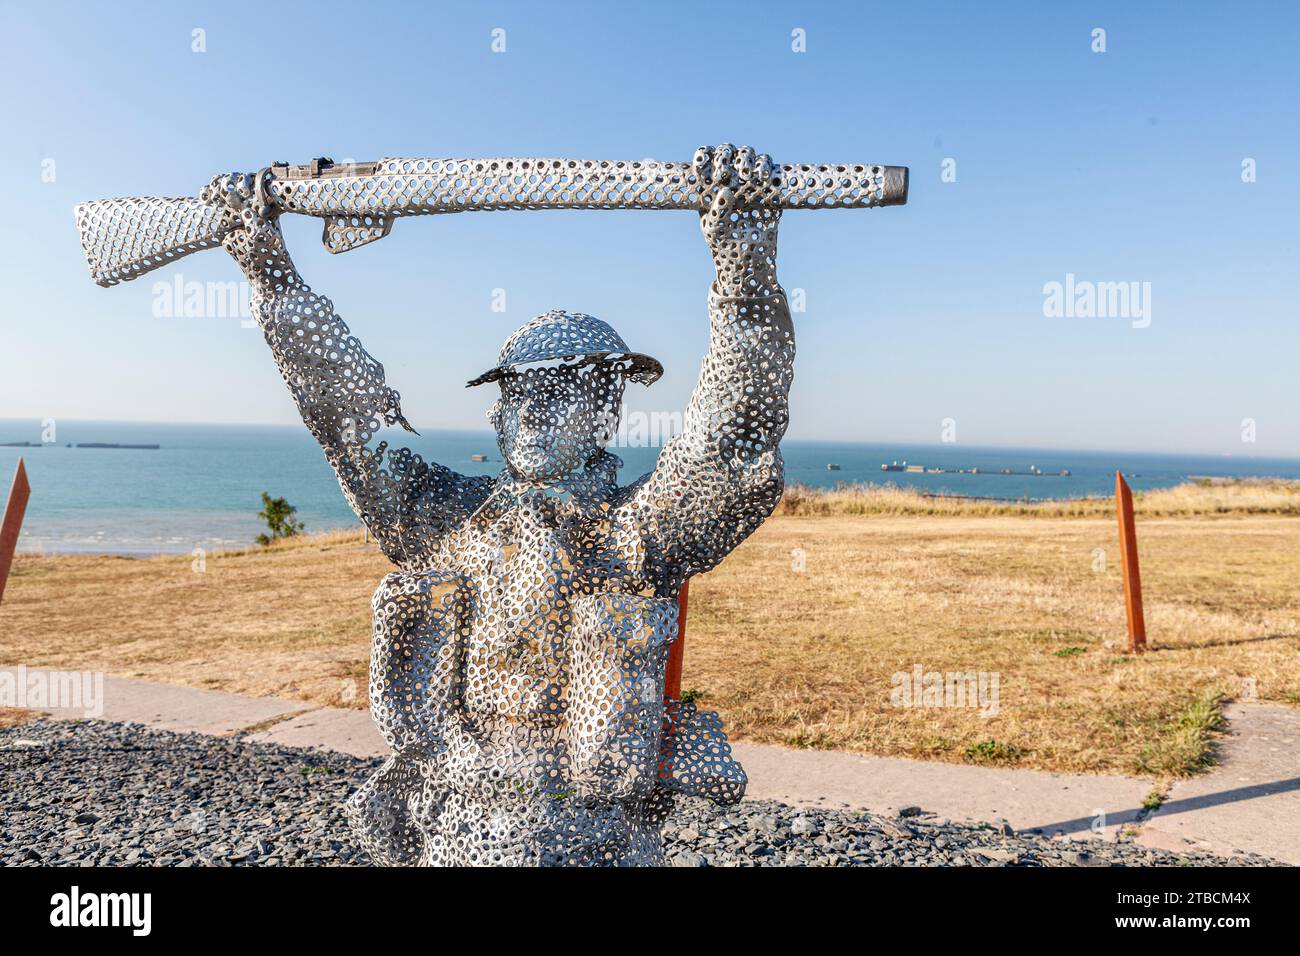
[422, 482, 640, 697]
[349, 467, 745, 866]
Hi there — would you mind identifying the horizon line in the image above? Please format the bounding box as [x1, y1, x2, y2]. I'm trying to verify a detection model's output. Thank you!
[2, 415, 1298, 462]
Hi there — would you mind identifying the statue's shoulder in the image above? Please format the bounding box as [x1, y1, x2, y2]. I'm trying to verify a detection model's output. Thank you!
[378, 470, 496, 566]
[430, 470, 496, 522]
[610, 470, 650, 508]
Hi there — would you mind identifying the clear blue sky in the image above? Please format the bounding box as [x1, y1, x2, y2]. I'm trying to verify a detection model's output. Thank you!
[2, 1, 1297, 456]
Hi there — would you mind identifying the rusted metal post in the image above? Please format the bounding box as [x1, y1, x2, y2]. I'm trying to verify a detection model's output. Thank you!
[1115, 471, 1146, 653]
[658, 578, 691, 782]
[664, 578, 690, 701]
[0, 457, 31, 604]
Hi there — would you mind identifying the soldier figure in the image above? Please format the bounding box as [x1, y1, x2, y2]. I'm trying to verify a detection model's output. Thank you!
[209, 144, 793, 865]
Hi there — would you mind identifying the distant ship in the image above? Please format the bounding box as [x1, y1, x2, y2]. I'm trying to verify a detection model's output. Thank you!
[76, 443, 160, 450]
[3, 440, 162, 449]
[875, 460, 1071, 478]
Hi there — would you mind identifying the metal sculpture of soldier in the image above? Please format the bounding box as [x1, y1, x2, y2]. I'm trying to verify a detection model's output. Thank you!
[74, 143, 908, 866]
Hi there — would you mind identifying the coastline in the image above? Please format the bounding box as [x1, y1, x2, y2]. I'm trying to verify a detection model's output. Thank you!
[14, 478, 1299, 558]
[5, 420, 1299, 557]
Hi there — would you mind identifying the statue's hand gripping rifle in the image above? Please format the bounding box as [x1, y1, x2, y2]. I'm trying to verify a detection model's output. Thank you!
[74, 155, 908, 287]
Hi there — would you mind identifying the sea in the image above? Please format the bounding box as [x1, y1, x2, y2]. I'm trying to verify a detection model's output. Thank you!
[3, 419, 1298, 556]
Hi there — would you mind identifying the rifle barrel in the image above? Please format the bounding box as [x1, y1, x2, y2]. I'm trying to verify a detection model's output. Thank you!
[268, 157, 908, 216]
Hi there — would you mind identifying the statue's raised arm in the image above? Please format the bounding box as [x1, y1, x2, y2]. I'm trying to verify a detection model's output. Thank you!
[620, 145, 795, 590]
[206, 172, 488, 564]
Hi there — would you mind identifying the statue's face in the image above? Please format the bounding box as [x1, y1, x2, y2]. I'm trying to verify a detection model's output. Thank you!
[489, 361, 626, 481]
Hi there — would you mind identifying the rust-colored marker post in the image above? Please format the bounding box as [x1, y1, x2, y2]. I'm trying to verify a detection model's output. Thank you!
[0, 457, 31, 604]
[664, 578, 690, 701]
[1115, 470, 1146, 653]
[658, 578, 690, 782]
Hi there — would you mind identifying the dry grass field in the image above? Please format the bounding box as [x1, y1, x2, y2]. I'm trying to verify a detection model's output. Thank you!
[3, 481, 1298, 777]
[0, 708, 34, 729]
[775, 476, 1300, 518]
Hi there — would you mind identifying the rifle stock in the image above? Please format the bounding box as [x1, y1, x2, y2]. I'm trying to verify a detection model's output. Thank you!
[75, 197, 236, 288]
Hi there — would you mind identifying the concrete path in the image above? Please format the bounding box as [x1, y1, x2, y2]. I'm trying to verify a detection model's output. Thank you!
[6, 667, 1296, 863]
[1138, 703, 1300, 863]
[0, 670, 306, 735]
[728, 742, 1150, 840]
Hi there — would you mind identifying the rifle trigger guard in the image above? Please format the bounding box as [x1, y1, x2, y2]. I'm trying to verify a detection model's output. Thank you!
[253, 166, 275, 220]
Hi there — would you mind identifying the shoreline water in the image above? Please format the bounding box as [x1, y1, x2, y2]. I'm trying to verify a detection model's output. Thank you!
[4, 419, 1299, 556]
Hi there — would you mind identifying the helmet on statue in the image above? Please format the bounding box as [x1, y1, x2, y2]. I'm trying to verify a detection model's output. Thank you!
[466, 311, 662, 388]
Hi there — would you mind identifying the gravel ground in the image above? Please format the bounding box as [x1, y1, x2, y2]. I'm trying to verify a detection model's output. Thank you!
[0, 719, 1280, 867]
